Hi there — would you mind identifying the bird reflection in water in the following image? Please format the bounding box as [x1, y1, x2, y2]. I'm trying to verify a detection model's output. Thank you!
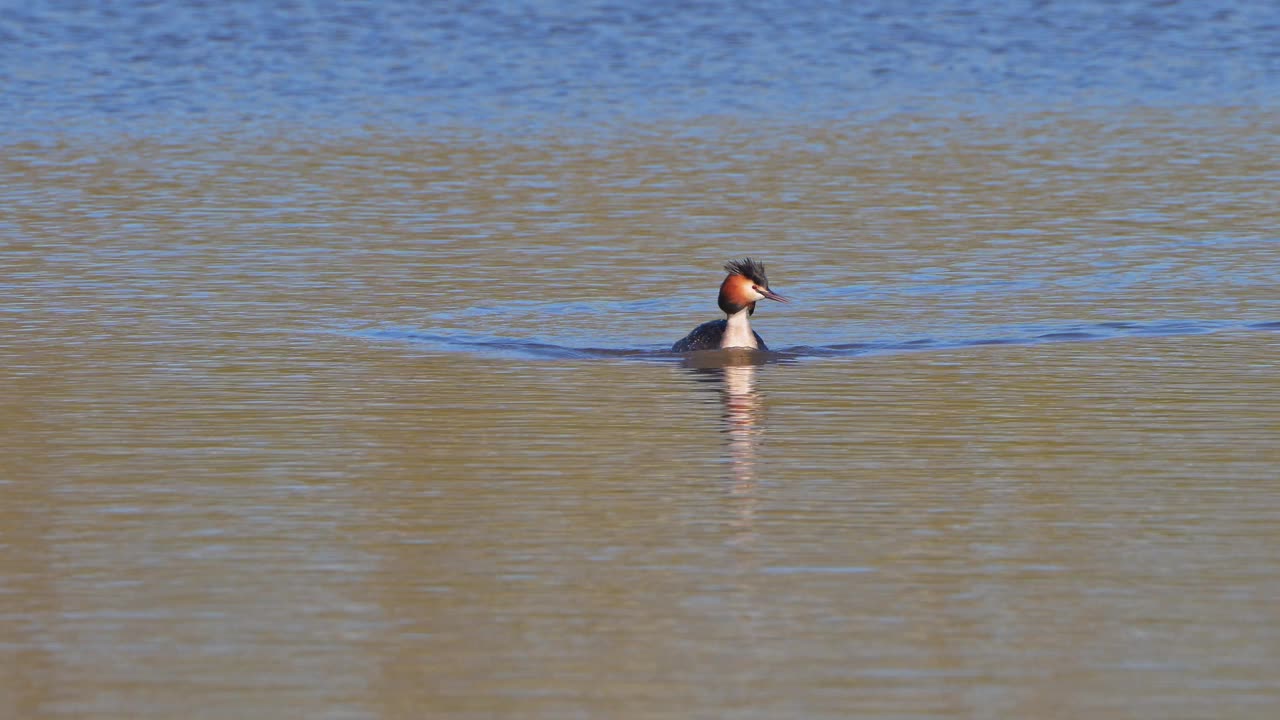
[683, 349, 774, 546]
[721, 363, 763, 547]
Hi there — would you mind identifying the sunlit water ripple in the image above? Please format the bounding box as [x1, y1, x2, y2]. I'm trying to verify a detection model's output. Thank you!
[4, 1, 1280, 718]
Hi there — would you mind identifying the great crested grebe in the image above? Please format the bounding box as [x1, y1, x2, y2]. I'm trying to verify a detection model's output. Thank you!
[672, 258, 788, 352]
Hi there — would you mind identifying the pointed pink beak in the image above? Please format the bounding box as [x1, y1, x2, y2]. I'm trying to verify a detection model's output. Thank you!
[755, 285, 788, 303]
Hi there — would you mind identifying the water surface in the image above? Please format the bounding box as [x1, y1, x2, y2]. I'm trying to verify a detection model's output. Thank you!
[3, 1, 1280, 718]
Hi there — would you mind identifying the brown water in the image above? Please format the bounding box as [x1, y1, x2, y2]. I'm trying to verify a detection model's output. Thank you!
[5, 108, 1280, 719]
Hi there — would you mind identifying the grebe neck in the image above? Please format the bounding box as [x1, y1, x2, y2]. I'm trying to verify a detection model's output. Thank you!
[719, 308, 758, 349]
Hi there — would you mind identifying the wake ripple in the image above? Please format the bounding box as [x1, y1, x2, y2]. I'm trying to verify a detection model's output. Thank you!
[353, 319, 1279, 362]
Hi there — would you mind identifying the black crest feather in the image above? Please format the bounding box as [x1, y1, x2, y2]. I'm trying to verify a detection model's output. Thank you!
[723, 257, 768, 286]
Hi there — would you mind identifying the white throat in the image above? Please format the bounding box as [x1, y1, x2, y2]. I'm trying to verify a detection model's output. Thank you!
[719, 308, 758, 349]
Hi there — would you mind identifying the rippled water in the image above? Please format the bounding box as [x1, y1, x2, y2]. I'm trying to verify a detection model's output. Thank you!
[4, 1, 1280, 718]
[4, 0, 1279, 138]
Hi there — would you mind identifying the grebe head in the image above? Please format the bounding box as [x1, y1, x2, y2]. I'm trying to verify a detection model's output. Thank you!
[717, 257, 788, 316]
